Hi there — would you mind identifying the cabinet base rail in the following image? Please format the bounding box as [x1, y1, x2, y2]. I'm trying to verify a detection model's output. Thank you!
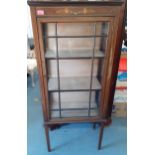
[44, 118, 107, 152]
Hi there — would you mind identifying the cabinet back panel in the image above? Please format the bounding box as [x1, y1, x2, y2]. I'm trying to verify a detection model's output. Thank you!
[47, 59, 99, 77]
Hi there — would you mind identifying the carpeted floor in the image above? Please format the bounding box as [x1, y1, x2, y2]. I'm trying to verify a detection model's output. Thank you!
[27, 71, 127, 155]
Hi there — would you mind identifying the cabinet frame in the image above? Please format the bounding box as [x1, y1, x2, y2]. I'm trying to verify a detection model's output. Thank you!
[28, 1, 126, 151]
[38, 16, 114, 121]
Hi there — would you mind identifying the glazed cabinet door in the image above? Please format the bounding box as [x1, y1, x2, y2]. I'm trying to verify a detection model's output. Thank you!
[37, 16, 114, 120]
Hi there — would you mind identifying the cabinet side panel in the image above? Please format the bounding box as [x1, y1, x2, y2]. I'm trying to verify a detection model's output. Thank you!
[102, 3, 126, 118]
[107, 4, 126, 118]
[99, 19, 114, 118]
[30, 7, 48, 121]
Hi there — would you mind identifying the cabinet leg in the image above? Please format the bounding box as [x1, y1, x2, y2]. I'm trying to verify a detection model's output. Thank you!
[45, 125, 51, 152]
[98, 122, 104, 150]
[93, 123, 96, 129]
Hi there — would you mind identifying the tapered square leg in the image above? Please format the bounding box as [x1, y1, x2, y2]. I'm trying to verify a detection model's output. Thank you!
[98, 122, 104, 150]
[45, 125, 51, 152]
[93, 123, 96, 129]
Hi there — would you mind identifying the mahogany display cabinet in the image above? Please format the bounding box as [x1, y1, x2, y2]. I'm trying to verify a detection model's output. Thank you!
[28, 0, 126, 152]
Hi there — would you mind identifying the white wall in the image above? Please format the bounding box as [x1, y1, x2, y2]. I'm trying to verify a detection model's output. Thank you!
[27, 6, 33, 39]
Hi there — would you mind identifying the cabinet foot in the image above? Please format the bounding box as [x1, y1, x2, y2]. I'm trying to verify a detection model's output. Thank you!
[93, 123, 96, 129]
[104, 118, 112, 126]
[45, 126, 52, 152]
[98, 122, 104, 150]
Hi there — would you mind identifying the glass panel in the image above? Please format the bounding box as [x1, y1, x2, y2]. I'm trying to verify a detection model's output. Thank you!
[50, 92, 100, 118]
[44, 22, 109, 59]
[46, 60, 58, 78]
[58, 38, 94, 50]
[58, 23, 94, 36]
[44, 23, 55, 36]
[57, 22, 106, 36]
[90, 90, 101, 116]
[45, 38, 56, 51]
[101, 22, 109, 36]
[42, 20, 110, 119]
[48, 77, 101, 92]
[59, 59, 95, 77]
[44, 22, 109, 37]
[47, 59, 96, 78]
[49, 92, 60, 118]
[47, 59, 101, 91]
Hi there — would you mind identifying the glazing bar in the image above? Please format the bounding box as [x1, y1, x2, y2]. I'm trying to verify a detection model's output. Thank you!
[48, 92, 51, 119]
[88, 23, 97, 117]
[55, 23, 62, 117]
[44, 35, 108, 39]
[51, 107, 98, 111]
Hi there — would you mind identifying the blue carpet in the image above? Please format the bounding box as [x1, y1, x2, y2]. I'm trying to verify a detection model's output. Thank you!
[27, 71, 127, 155]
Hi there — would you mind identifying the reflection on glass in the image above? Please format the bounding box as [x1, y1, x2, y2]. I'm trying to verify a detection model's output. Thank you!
[42, 21, 109, 118]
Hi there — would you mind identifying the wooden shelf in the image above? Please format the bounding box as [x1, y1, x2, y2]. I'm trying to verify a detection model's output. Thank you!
[48, 77, 101, 92]
[45, 50, 104, 59]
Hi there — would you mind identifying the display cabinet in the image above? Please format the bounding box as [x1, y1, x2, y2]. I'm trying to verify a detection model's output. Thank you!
[28, 0, 126, 151]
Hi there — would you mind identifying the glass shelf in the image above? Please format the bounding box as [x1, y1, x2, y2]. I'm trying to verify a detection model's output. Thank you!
[48, 77, 101, 92]
[44, 35, 108, 39]
[51, 101, 99, 118]
[45, 50, 105, 59]
[51, 108, 99, 118]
